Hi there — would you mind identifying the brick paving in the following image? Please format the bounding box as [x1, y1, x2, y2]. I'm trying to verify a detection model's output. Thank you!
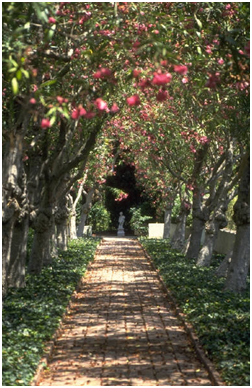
[39, 238, 212, 386]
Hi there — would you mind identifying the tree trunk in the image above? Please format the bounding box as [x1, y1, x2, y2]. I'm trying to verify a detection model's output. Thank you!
[224, 225, 250, 292]
[186, 144, 209, 259]
[2, 130, 24, 296]
[27, 209, 54, 274]
[196, 219, 219, 267]
[7, 167, 30, 288]
[163, 207, 172, 239]
[215, 250, 233, 277]
[55, 195, 71, 251]
[197, 207, 228, 267]
[171, 200, 190, 251]
[171, 212, 187, 250]
[224, 153, 250, 293]
[8, 216, 29, 288]
[77, 187, 95, 238]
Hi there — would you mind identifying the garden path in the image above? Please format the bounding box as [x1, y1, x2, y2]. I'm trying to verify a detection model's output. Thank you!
[39, 238, 212, 386]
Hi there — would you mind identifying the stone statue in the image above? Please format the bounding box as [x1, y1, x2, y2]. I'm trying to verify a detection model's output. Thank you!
[117, 212, 125, 236]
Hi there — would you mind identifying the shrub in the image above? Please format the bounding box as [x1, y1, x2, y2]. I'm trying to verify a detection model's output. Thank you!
[129, 206, 152, 235]
[2, 237, 100, 386]
[87, 202, 111, 232]
[140, 238, 250, 386]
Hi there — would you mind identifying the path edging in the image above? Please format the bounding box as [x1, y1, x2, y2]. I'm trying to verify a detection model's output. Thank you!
[30, 248, 100, 386]
[140, 242, 225, 387]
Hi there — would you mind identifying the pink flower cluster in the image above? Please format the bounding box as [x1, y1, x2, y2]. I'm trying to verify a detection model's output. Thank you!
[115, 192, 129, 202]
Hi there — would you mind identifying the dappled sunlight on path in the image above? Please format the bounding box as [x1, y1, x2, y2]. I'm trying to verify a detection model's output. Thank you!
[39, 238, 212, 386]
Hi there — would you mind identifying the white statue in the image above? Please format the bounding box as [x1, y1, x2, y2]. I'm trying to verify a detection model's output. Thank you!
[117, 212, 125, 236]
[118, 212, 125, 228]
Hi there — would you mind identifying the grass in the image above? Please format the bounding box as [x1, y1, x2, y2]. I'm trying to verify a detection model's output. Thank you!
[140, 238, 250, 387]
[2, 237, 101, 386]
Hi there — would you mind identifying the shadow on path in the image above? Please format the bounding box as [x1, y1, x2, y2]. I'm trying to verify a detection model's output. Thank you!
[39, 238, 212, 386]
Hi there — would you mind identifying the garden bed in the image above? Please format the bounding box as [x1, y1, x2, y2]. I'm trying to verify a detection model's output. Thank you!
[140, 238, 250, 386]
[2, 237, 101, 386]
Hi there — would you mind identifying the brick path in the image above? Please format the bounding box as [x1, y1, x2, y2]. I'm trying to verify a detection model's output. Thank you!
[39, 238, 212, 386]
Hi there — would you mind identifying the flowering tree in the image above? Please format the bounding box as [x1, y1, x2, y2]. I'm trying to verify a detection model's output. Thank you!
[2, 2, 249, 294]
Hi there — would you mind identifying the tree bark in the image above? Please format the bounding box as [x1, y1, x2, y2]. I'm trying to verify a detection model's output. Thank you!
[163, 206, 172, 239]
[8, 216, 29, 288]
[55, 196, 71, 251]
[27, 208, 54, 274]
[225, 153, 250, 293]
[77, 187, 95, 237]
[171, 200, 190, 250]
[7, 169, 29, 288]
[2, 132, 24, 296]
[215, 250, 233, 277]
[186, 144, 209, 259]
[197, 210, 227, 267]
[172, 211, 188, 251]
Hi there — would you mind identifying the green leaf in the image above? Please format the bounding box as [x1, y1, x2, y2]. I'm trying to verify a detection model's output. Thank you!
[39, 79, 57, 89]
[11, 77, 19, 95]
[21, 69, 29, 79]
[197, 46, 202, 55]
[16, 69, 22, 81]
[194, 15, 202, 29]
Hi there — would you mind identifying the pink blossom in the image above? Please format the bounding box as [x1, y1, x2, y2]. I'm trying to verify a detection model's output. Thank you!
[29, 98, 36, 104]
[71, 109, 79, 120]
[182, 77, 189, 84]
[206, 74, 220, 89]
[95, 98, 108, 110]
[126, 94, 141, 106]
[199, 136, 209, 144]
[152, 72, 172, 85]
[139, 78, 151, 90]
[156, 89, 168, 102]
[84, 111, 96, 119]
[218, 58, 224, 65]
[79, 107, 87, 116]
[41, 118, 51, 129]
[174, 65, 188, 75]
[93, 67, 112, 79]
[48, 17, 56, 24]
[133, 69, 141, 77]
[57, 96, 64, 104]
[110, 103, 120, 113]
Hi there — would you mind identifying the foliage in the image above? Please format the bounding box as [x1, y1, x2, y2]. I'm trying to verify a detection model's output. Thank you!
[2, 237, 100, 386]
[140, 238, 250, 386]
[129, 206, 153, 235]
[88, 202, 111, 232]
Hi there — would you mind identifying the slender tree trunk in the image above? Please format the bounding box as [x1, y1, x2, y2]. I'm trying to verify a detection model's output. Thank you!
[69, 178, 86, 239]
[171, 211, 188, 250]
[163, 206, 172, 239]
[77, 187, 95, 237]
[55, 195, 71, 251]
[225, 153, 250, 293]
[186, 144, 209, 259]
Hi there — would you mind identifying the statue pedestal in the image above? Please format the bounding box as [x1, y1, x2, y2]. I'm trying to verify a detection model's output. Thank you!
[117, 228, 125, 237]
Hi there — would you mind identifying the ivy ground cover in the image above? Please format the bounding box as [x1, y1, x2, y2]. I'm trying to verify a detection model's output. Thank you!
[2, 237, 100, 386]
[140, 238, 250, 386]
